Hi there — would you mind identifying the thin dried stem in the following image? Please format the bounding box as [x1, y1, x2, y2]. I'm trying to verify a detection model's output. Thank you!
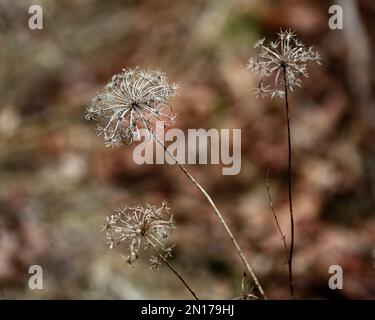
[266, 169, 289, 272]
[248, 30, 320, 298]
[154, 135, 267, 299]
[283, 64, 295, 298]
[146, 238, 199, 300]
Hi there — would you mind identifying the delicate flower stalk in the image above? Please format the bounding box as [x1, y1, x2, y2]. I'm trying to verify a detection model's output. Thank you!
[146, 239, 199, 300]
[103, 202, 199, 300]
[155, 136, 266, 299]
[283, 68, 295, 297]
[266, 170, 289, 274]
[87, 67, 266, 299]
[248, 29, 321, 298]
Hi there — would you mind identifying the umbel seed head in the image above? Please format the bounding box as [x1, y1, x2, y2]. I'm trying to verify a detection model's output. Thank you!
[85, 67, 178, 147]
[103, 201, 175, 269]
[247, 29, 321, 98]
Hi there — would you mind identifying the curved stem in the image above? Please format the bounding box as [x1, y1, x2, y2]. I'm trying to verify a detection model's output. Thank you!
[155, 136, 267, 299]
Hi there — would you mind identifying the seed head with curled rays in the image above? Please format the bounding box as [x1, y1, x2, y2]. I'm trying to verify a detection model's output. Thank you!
[103, 201, 175, 269]
[247, 29, 321, 98]
[85, 67, 178, 147]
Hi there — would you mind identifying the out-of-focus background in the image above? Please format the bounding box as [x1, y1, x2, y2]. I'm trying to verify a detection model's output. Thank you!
[0, 0, 374, 299]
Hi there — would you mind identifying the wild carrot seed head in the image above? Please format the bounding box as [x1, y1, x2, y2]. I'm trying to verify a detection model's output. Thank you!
[248, 29, 321, 98]
[103, 201, 175, 267]
[85, 67, 178, 147]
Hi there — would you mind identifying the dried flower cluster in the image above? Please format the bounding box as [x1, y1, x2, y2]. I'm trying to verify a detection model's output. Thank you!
[85, 67, 178, 147]
[103, 201, 175, 269]
[247, 29, 321, 98]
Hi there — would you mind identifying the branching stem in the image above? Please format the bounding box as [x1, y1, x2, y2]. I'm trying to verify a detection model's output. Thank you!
[266, 169, 289, 265]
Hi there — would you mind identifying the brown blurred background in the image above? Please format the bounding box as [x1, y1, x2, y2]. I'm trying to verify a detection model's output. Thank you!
[0, 0, 374, 299]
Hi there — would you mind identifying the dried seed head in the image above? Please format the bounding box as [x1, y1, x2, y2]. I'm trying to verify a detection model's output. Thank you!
[103, 201, 175, 268]
[248, 29, 321, 98]
[86, 67, 178, 147]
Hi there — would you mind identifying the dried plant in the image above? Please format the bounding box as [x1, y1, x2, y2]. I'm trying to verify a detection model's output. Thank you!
[103, 201, 174, 265]
[248, 29, 321, 99]
[86, 67, 266, 299]
[266, 169, 289, 271]
[248, 29, 321, 298]
[103, 202, 198, 300]
[85, 67, 178, 147]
